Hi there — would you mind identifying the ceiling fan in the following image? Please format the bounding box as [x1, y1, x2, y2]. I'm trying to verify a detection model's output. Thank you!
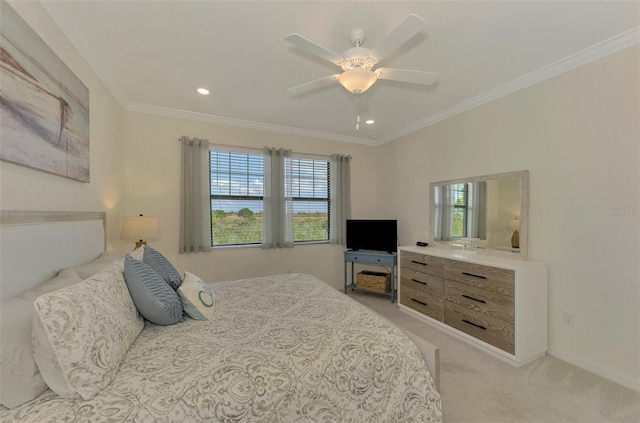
[285, 14, 438, 96]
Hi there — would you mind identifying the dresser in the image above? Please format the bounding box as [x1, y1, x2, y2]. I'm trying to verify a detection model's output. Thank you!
[399, 246, 547, 366]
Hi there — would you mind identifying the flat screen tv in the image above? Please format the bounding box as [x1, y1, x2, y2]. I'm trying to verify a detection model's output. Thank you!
[346, 219, 397, 253]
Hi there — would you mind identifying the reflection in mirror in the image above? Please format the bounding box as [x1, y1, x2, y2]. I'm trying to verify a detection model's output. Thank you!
[430, 170, 529, 259]
[433, 182, 488, 241]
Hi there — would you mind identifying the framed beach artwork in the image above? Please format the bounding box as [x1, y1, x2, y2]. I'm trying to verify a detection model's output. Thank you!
[0, 1, 90, 182]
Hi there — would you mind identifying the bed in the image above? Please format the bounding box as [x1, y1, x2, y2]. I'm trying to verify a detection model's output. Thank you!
[0, 211, 442, 422]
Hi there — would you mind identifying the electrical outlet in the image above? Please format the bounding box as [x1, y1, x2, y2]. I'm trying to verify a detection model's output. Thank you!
[562, 312, 575, 327]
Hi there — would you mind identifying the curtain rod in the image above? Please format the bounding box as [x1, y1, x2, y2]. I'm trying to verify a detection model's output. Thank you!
[180, 138, 333, 160]
[210, 142, 262, 153]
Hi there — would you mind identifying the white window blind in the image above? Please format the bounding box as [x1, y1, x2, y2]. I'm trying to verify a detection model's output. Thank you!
[290, 157, 330, 242]
[210, 150, 264, 246]
[209, 150, 330, 246]
[451, 183, 468, 238]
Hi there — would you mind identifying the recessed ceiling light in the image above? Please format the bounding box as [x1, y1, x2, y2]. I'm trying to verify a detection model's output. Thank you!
[366, 119, 375, 125]
[196, 87, 210, 95]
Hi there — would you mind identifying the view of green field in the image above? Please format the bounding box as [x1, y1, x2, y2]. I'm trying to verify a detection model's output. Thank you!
[453, 207, 465, 237]
[211, 209, 328, 245]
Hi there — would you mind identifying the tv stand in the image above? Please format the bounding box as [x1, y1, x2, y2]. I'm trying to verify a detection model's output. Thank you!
[343, 250, 398, 302]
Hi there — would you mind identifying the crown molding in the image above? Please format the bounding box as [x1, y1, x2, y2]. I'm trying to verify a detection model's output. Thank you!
[129, 26, 638, 147]
[81, 52, 131, 109]
[42, 0, 638, 147]
[39, 1, 131, 108]
[378, 26, 640, 144]
[126, 103, 375, 145]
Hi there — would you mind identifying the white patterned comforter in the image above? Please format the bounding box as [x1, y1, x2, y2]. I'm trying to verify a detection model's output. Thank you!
[1, 273, 442, 422]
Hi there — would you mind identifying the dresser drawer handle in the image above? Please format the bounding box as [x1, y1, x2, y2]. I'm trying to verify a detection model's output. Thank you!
[411, 278, 427, 286]
[411, 298, 427, 307]
[462, 294, 486, 304]
[411, 260, 428, 266]
[462, 319, 486, 330]
[462, 272, 487, 280]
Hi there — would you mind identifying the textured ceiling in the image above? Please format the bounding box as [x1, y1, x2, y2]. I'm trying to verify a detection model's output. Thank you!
[37, 0, 639, 144]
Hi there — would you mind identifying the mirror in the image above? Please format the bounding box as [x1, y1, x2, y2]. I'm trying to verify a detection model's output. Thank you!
[429, 170, 529, 259]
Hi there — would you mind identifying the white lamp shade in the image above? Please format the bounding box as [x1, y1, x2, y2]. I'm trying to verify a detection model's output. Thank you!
[338, 68, 378, 94]
[507, 217, 520, 231]
[120, 216, 160, 241]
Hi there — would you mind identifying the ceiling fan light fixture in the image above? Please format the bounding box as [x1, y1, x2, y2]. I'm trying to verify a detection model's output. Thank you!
[338, 68, 377, 94]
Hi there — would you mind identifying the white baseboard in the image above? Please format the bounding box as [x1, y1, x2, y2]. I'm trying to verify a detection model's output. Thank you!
[548, 347, 640, 392]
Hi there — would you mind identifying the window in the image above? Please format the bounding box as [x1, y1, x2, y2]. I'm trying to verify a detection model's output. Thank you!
[451, 183, 468, 238]
[210, 150, 264, 246]
[209, 150, 330, 246]
[433, 181, 485, 242]
[290, 158, 330, 242]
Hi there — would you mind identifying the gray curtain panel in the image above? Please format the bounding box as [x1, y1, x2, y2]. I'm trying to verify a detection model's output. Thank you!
[262, 147, 294, 249]
[434, 184, 454, 241]
[467, 181, 487, 239]
[179, 136, 212, 254]
[329, 154, 351, 245]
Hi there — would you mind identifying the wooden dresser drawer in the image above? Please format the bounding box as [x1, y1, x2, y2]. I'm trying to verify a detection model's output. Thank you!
[401, 251, 446, 278]
[398, 246, 547, 365]
[445, 261, 514, 297]
[444, 301, 515, 354]
[444, 279, 514, 323]
[400, 285, 444, 322]
[401, 267, 444, 296]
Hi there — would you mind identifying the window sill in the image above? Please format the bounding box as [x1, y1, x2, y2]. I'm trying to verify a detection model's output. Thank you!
[211, 240, 330, 250]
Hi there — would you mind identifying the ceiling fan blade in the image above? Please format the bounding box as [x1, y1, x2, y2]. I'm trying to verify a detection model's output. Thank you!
[285, 33, 344, 65]
[369, 14, 427, 63]
[376, 68, 438, 85]
[288, 74, 340, 96]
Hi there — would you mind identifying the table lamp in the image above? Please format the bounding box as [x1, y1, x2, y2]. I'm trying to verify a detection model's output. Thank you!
[120, 214, 160, 250]
[507, 217, 520, 249]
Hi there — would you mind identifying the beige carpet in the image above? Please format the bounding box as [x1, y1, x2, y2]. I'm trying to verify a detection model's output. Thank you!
[343, 289, 640, 423]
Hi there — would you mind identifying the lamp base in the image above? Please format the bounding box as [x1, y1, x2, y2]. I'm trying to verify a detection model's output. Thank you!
[134, 240, 147, 250]
[511, 230, 520, 249]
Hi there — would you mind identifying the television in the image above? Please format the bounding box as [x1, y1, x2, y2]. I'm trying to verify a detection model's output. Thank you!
[346, 219, 398, 253]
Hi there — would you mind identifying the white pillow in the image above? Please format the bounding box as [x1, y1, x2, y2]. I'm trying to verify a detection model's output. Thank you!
[72, 251, 122, 279]
[32, 260, 144, 400]
[129, 245, 145, 261]
[177, 272, 215, 320]
[0, 268, 82, 408]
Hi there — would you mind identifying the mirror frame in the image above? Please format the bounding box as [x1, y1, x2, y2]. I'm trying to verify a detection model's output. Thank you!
[428, 170, 529, 260]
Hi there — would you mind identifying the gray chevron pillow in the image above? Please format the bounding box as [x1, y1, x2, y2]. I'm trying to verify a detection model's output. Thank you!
[123, 255, 184, 326]
[143, 246, 182, 290]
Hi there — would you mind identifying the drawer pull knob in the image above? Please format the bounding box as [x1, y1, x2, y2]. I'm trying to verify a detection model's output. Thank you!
[462, 294, 486, 304]
[411, 260, 428, 266]
[411, 298, 427, 307]
[462, 319, 486, 331]
[411, 278, 427, 286]
[462, 272, 487, 280]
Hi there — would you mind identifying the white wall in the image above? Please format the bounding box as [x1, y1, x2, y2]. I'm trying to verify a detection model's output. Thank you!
[376, 45, 640, 390]
[2, 0, 637, 391]
[0, 0, 125, 250]
[120, 112, 379, 288]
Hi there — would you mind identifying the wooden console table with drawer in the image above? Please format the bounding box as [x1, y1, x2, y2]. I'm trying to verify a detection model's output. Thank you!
[399, 246, 547, 366]
[344, 250, 397, 303]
